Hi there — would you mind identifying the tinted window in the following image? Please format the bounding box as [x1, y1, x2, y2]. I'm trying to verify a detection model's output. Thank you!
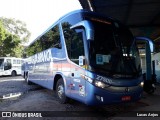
[0, 59, 4, 69]
[41, 25, 61, 50]
[88, 20, 140, 77]
[25, 25, 61, 57]
[62, 22, 85, 65]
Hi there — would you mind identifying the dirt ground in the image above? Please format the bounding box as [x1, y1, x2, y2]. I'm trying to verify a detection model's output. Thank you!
[0, 76, 160, 120]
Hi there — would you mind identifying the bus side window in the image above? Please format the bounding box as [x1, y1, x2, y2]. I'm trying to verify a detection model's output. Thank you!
[13, 60, 16, 64]
[42, 25, 61, 50]
[4, 59, 12, 70]
[17, 60, 20, 64]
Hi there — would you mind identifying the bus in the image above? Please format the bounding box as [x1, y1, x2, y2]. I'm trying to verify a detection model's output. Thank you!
[0, 57, 23, 76]
[23, 10, 149, 105]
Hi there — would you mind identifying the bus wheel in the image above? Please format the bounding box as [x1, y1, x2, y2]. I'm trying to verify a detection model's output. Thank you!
[11, 71, 16, 77]
[56, 78, 68, 104]
[25, 73, 32, 85]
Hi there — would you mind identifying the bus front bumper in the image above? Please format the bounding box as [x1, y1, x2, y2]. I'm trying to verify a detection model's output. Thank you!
[85, 82, 143, 105]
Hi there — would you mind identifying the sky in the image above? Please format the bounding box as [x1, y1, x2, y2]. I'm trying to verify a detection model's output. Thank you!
[0, 0, 82, 44]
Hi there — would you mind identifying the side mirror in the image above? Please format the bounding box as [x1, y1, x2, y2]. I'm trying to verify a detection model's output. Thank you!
[79, 56, 85, 66]
[70, 20, 94, 41]
[135, 37, 154, 81]
[135, 37, 154, 52]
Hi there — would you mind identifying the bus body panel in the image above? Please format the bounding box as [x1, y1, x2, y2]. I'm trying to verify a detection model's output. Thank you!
[27, 48, 64, 89]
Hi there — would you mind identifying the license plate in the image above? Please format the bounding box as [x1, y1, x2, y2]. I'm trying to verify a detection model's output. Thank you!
[122, 96, 131, 101]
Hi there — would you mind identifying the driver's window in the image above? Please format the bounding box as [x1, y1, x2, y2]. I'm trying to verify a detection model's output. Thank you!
[70, 30, 84, 64]
[62, 22, 85, 65]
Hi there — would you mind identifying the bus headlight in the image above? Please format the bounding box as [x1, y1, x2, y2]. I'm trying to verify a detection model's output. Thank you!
[94, 81, 106, 88]
[81, 74, 93, 83]
[140, 82, 144, 87]
[81, 74, 110, 89]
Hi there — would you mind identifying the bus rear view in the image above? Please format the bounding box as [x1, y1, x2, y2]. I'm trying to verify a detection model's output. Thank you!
[24, 10, 145, 105]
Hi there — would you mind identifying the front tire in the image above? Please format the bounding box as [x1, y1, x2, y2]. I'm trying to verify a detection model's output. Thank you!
[11, 71, 16, 77]
[25, 72, 32, 85]
[56, 78, 68, 104]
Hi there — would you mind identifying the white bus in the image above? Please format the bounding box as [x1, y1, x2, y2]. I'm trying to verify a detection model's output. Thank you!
[0, 57, 23, 76]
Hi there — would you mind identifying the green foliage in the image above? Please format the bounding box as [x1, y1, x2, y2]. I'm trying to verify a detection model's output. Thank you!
[0, 17, 31, 57]
[0, 20, 22, 57]
[0, 17, 31, 44]
[3, 34, 21, 57]
[0, 20, 6, 45]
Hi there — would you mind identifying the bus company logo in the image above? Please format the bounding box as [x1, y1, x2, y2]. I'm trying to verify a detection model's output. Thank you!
[31, 49, 52, 64]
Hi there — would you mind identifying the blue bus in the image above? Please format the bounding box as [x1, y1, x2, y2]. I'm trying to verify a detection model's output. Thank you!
[23, 10, 146, 105]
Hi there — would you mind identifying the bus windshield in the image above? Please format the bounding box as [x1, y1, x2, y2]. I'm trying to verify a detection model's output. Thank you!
[88, 20, 141, 78]
[0, 59, 4, 69]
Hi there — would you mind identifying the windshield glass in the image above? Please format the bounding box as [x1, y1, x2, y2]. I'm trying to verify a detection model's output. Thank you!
[0, 59, 4, 69]
[88, 20, 141, 78]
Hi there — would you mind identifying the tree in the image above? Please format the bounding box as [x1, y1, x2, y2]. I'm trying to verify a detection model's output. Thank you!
[0, 17, 31, 57]
[0, 17, 31, 44]
[0, 20, 21, 57]
[0, 20, 7, 55]
[0, 20, 6, 45]
[3, 34, 21, 57]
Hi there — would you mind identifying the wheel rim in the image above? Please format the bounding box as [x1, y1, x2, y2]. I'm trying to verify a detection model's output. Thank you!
[57, 85, 64, 99]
